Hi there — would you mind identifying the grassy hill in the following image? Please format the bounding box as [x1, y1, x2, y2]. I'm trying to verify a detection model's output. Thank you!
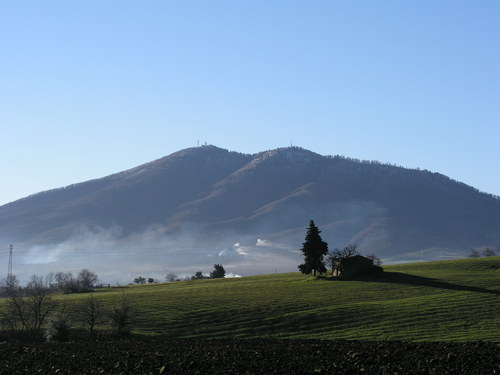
[10, 257, 500, 341]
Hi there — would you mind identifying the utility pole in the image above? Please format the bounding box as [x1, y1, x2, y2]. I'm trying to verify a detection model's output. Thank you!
[8, 244, 13, 277]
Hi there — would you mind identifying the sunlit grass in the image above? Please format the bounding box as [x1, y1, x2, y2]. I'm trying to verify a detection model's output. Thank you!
[2, 257, 499, 341]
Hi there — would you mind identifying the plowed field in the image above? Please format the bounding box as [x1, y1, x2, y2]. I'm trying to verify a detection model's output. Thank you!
[0, 339, 498, 374]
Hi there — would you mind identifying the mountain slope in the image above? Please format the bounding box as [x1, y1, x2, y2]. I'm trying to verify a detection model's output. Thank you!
[1, 145, 499, 280]
[0, 146, 251, 242]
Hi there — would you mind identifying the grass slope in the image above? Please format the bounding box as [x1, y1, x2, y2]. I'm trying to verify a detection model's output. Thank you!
[12, 257, 500, 341]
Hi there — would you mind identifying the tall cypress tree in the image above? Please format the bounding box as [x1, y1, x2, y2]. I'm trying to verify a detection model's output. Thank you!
[298, 220, 328, 276]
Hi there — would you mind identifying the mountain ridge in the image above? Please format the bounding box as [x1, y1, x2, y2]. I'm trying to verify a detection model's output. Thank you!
[1, 145, 499, 280]
[4, 145, 498, 209]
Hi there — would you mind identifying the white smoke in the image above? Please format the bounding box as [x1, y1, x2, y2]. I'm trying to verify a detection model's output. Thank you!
[8, 224, 306, 285]
[256, 238, 290, 250]
[22, 224, 122, 265]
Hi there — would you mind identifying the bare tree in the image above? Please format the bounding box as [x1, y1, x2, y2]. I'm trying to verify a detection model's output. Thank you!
[77, 269, 99, 291]
[342, 244, 358, 258]
[469, 249, 481, 258]
[55, 272, 79, 293]
[327, 244, 358, 276]
[366, 254, 382, 267]
[2, 275, 58, 335]
[54, 271, 72, 286]
[326, 250, 340, 275]
[77, 294, 105, 337]
[0, 274, 19, 297]
[45, 272, 56, 290]
[482, 247, 497, 257]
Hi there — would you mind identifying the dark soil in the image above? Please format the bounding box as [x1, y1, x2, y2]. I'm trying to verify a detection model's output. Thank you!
[0, 339, 497, 375]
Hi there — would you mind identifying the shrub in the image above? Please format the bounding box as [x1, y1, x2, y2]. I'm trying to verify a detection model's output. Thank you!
[109, 293, 134, 338]
[45, 310, 72, 342]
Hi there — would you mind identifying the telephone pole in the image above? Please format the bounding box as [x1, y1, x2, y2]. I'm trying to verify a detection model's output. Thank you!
[8, 244, 13, 277]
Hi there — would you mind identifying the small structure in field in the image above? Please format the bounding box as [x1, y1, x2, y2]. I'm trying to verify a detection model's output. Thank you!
[333, 255, 382, 277]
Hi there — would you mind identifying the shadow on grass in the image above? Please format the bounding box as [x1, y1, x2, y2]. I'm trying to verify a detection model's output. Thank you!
[330, 272, 500, 296]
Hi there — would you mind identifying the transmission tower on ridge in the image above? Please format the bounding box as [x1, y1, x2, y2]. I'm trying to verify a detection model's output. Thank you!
[8, 244, 13, 277]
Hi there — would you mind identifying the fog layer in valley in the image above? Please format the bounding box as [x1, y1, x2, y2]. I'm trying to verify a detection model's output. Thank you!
[2, 221, 467, 285]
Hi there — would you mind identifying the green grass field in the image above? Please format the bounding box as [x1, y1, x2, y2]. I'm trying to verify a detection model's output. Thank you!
[7, 257, 500, 341]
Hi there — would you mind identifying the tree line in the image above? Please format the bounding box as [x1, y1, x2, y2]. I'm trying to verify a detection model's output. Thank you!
[0, 263, 228, 342]
[469, 247, 497, 258]
[132, 264, 226, 284]
[0, 271, 134, 342]
[2, 268, 99, 296]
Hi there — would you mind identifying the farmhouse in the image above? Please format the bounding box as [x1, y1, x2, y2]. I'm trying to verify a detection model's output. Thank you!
[333, 255, 382, 277]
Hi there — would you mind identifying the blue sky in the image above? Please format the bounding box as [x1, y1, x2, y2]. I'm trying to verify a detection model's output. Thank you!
[1, 1, 498, 206]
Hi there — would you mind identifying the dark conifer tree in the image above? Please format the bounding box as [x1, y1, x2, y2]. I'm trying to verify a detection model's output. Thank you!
[210, 264, 226, 278]
[298, 220, 328, 276]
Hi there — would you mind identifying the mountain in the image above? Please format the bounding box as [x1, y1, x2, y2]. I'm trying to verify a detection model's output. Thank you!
[1, 145, 499, 281]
